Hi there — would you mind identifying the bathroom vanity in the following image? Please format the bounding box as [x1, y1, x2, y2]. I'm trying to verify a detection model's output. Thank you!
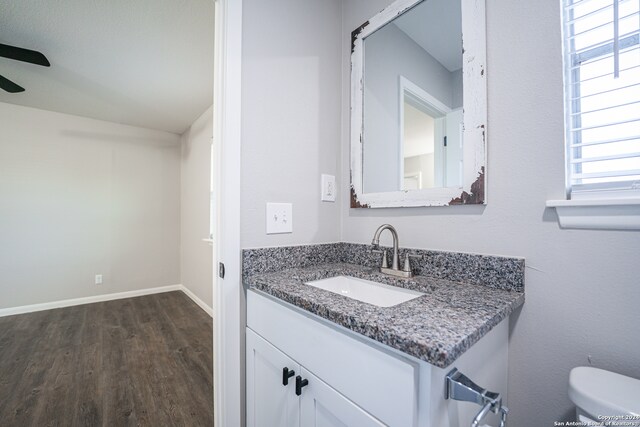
[244, 0, 516, 422]
[243, 243, 524, 427]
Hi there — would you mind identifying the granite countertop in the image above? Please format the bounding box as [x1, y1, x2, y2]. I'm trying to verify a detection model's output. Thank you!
[245, 262, 524, 368]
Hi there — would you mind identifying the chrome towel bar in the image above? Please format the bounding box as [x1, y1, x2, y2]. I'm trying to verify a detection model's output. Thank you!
[445, 368, 509, 427]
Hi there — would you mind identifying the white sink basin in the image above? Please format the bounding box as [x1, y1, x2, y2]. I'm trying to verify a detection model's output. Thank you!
[305, 275, 424, 307]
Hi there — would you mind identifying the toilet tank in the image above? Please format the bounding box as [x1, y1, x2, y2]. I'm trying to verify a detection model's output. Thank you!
[569, 367, 640, 422]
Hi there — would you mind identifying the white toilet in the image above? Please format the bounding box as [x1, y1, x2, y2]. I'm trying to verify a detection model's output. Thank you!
[569, 367, 640, 423]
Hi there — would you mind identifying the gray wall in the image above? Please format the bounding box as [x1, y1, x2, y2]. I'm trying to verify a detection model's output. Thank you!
[0, 102, 181, 309]
[451, 68, 463, 109]
[180, 105, 214, 309]
[363, 23, 458, 193]
[241, 0, 342, 248]
[342, 0, 640, 425]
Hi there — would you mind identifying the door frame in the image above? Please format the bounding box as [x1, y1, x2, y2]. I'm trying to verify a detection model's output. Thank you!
[213, 0, 243, 426]
[398, 75, 451, 189]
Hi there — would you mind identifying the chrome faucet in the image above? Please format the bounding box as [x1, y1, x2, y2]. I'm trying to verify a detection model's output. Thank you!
[371, 224, 413, 278]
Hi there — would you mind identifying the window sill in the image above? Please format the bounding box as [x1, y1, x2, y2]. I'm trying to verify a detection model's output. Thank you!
[546, 198, 640, 230]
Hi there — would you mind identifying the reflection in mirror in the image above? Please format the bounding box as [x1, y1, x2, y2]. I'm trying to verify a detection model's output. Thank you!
[362, 0, 463, 194]
[401, 77, 463, 190]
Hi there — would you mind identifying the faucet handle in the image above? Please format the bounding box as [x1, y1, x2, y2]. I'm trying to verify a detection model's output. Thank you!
[372, 248, 389, 268]
[380, 249, 389, 268]
[402, 253, 412, 273]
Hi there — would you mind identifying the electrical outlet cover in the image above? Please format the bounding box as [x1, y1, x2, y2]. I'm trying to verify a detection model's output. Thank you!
[321, 174, 336, 202]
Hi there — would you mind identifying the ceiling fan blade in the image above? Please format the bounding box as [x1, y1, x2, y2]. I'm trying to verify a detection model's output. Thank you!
[0, 74, 25, 93]
[0, 43, 50, 67]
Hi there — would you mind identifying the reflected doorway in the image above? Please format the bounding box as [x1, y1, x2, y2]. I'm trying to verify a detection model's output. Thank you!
[400, 76, 463, 190]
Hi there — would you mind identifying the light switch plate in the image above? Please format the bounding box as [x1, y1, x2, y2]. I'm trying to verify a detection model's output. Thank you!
[266, 203, 293, 234]
[321, 174, 336, 202]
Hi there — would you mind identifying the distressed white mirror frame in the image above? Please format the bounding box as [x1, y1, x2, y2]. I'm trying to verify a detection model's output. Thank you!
[350, 0, 487, 208]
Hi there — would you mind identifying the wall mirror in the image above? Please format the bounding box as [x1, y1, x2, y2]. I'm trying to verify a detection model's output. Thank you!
[350, 0, 487, 208]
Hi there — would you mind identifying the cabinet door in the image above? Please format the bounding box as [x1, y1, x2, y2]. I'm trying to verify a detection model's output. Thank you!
[299, 368, 385, 427]
[247, 328, 300, 427]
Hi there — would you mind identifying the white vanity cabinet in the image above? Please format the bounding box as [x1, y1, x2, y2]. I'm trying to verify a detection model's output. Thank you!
[298, 367, 385, 427]
[247, 329, 385, 427]
[246, 329, 300, 427]
[246, 290, 509, 427]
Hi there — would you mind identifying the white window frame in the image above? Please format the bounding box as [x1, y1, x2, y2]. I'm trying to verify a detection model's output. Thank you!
[547, 0, 640, 230]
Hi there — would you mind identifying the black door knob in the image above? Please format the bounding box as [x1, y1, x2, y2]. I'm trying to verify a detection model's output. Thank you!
[295, 375, 309, 396]
[282, 367, 295, 386]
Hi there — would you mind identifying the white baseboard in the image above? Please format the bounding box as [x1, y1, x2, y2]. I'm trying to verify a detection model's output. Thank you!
[179, 285, 213, 318]
[0, 285, 183, 317]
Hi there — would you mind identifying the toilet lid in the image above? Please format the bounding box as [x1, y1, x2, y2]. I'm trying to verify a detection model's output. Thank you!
[569, 367, 640, 417]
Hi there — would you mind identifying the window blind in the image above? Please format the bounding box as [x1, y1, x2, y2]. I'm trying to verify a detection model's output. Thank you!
[561, 0, 640, 198]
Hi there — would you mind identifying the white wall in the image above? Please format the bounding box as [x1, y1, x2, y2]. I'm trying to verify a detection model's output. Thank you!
[180, 105, 214, 310]
[403, 103, 435, 158]
[341, 0, 640, 425]
[363, 23, 457, 193]
[240, 0, 342, 248]
[0, 102, 181, 309]
[404, 154, 435, 189]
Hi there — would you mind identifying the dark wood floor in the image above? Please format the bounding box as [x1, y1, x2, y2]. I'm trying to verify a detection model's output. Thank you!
[0, 291, 213, 427]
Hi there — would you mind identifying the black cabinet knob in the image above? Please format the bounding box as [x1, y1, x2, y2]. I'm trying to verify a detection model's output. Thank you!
[282, 367, 295, 386]
[295, 375, 309, 396]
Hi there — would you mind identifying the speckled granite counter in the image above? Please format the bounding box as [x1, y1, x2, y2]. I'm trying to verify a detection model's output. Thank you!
[243, 244, 525, 368]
